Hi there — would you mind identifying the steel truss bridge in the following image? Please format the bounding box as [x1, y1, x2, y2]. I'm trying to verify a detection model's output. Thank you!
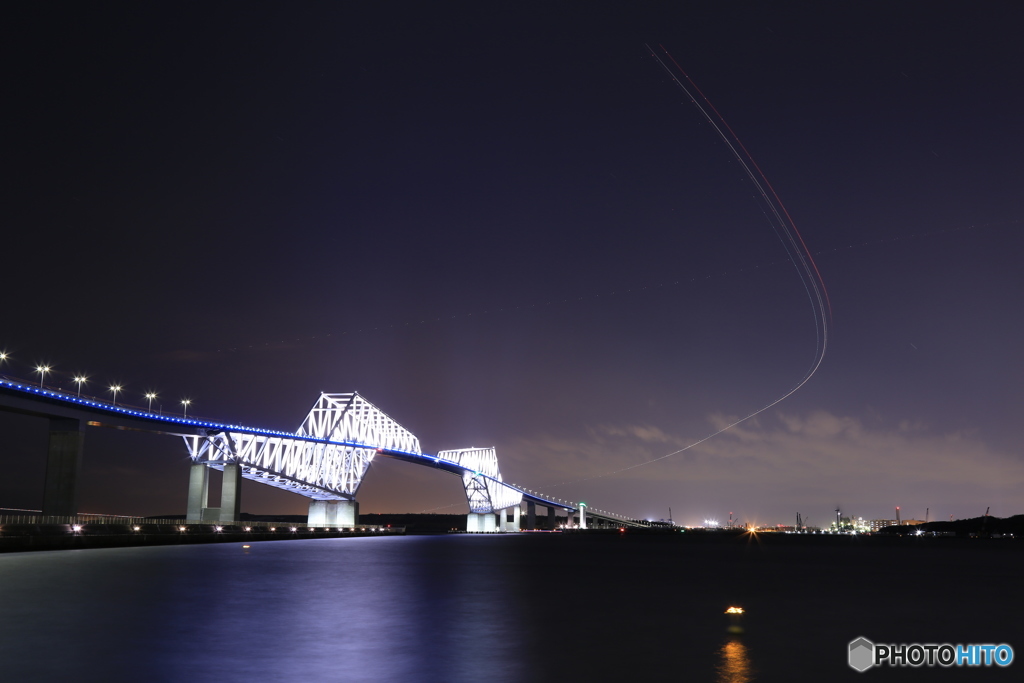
[0, 378, 646, 531]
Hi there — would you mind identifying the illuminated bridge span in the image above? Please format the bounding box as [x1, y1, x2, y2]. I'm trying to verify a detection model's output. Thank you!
[0, 379, 643, 531]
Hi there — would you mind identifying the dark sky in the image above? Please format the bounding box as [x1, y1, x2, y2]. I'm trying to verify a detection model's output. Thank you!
[3, 2, 1022, 526]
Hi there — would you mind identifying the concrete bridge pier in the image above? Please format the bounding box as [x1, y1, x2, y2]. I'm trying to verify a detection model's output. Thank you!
[547, 506, 556, 530]
[307, 500, 329, 526]
[502, 504, 520, 532]
[309, 499, 358, 527]
[186, 463, 209, 522]
[526, 501, 536, 530]
[42, 418, 85, 516]
[334, 500, 359, 526]
[219, 464, 241, 523]
[185, 462, 242, 523]
[466, 512, 498, 533]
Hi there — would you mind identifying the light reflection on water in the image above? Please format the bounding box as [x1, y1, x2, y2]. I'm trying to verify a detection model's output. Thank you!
[0, 533, 1020, 681]
[717, 639, 754, 683]
[0, 537, 530, 683]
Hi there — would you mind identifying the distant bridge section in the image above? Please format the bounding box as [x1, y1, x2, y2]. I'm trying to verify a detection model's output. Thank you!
[437, 447, 523, 513]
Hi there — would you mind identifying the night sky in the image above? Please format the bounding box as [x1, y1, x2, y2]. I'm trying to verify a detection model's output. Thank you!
[3, 2, 1022, 526]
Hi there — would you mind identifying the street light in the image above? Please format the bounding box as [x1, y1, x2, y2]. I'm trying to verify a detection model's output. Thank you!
[109, 384, 122, 406]
[145, 392, 157, 412]
[181, 398, 192, 419]
[35, 365, 51, 388]
[73, 375, 88, 397]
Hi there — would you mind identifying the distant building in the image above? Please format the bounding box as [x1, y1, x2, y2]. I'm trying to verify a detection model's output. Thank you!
[871, 518, 925, 532]
[871, 519, 898, 532]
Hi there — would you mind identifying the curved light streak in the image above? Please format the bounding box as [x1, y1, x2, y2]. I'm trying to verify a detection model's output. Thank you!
[546, 45, 831, 487]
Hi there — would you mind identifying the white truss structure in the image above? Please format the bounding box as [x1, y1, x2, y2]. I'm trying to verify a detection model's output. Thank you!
[437, 447, 523, 513]
[182, 392, 419, 501]
[297, 393, 420, 452]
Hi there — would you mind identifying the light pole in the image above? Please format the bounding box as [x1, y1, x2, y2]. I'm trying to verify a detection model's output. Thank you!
[109, 384, 122, 406]
[35, 365, 51, 388]
[181, 399, 192, 419]
[145, 392, 157, 412]
[73, 375, 88, 397]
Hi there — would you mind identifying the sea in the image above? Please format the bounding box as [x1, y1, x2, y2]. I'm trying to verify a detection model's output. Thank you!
[0, 532, 1020, 682]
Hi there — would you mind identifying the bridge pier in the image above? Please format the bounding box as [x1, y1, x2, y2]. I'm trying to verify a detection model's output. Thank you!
[185, 463, 242, 523]
[308, 500, 329, 526]
[219, 464, 242, 523]
[334, 500, 359, 526]
[526, 501, 536, 530]
[186, 463, 209, 522]
[42, 418, 85, 516]
[466, 512, 498, 533]
[502, 504, 520, 532]
[547, 506, 556, 530]
[309, 499, 359, 527]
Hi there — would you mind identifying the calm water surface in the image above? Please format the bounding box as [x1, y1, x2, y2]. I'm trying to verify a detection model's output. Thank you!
[1, 533, 1020, 682]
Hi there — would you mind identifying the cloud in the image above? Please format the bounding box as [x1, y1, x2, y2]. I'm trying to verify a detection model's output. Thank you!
[504, 409, 1024, 521]
[598, 424, 689, 446]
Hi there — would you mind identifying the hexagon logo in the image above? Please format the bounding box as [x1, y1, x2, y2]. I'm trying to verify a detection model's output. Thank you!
[849, 637, 875, 672]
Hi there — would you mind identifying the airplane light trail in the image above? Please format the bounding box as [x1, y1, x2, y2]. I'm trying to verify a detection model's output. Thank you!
[542, 44, 832, 488]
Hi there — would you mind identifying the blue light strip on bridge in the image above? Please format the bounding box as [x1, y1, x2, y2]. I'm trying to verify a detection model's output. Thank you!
[0, 378, 374, 450]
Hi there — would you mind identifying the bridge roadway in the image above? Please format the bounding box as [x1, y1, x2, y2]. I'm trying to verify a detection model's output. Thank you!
[0, 378, 641, 529]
